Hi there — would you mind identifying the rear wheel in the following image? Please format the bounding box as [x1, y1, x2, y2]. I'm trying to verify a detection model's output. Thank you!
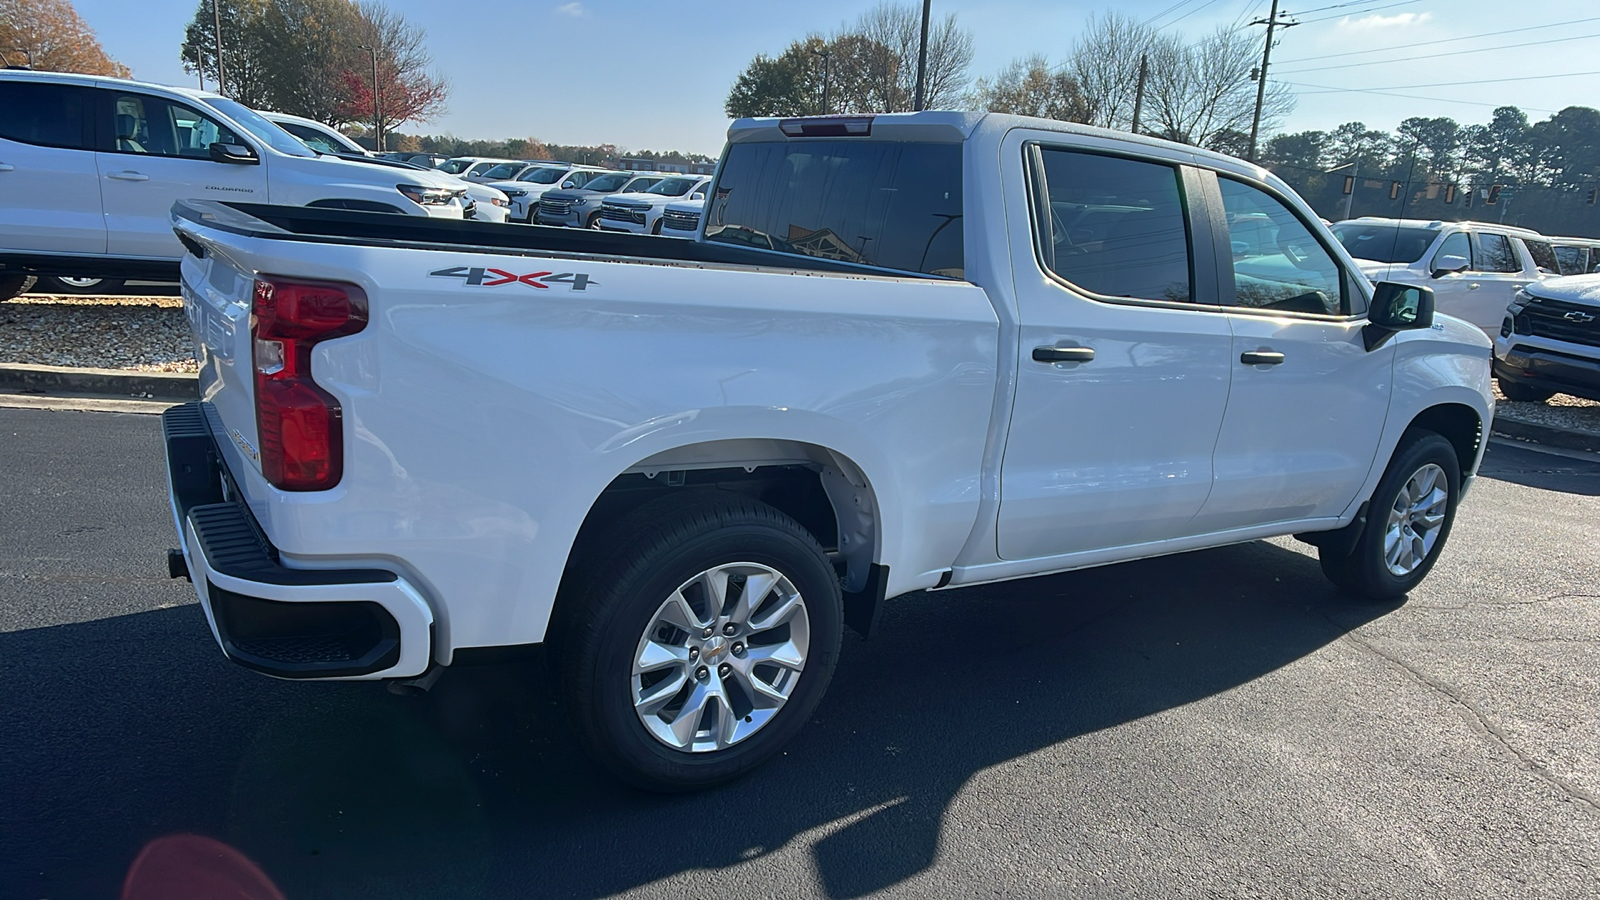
[42, 276, 124, 294]
[556, 493, 843, 791]
[1497, 377, 1555, 404]
[0, 274, 34, 301]
[1319, 431, 1460, 600]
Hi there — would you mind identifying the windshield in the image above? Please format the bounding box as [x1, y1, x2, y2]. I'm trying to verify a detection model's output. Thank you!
[278, 121, 360, 155]
[647, 177, 698, 197]
[482, 162, 525, 180]
[621, 176, 662, 193]
[1329, 222, 1438, 264]
[518, 166, 569, 184]
[203, 98, 314, 158]
[582, 173, 630, 192]
[438, 158, 475, 174]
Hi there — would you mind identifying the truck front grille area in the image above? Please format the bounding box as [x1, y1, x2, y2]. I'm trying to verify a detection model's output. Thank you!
[539, 199, 572, 218]
[1516, 297, 1600, 347]
[662, 210, 701, 231]
[601, 205, 648, 224]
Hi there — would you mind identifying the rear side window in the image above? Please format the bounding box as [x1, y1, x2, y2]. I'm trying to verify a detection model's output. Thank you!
[0, 81, 93, 150]
[706, 140, 964, 277]
[1524, 239, 1559, 275]
[1034, 148, 1192, 303]
[1553, 245, 1586, 275]
[1475, 233, 1520, 273]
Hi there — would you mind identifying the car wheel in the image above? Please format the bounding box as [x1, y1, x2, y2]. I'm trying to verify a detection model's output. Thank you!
[1496, 377, 1555, 404]
[651, 219, 663, 235]
[555, 493, 843, 792]
[587, 212, 603, 230]
[43, 276, 125, 294]
[1319, 431, 1460, 600]
[0, 274, 34, 301]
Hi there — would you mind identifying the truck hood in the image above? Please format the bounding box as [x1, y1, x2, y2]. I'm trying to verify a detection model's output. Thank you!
[542, 188, 612, 202]
[664, 199, 706, 213]
[1524, 272, 1600, 306]
[603, 192, 665, 207]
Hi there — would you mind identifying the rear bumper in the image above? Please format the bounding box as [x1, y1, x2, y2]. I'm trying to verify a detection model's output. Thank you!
[163, 402, 434, 680]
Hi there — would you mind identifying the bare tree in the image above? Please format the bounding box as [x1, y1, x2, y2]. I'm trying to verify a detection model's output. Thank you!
[1, 0, 129, 76]
[1067, 12, 1155, 130]
[1142, 27, 1293, 151]
[972, 54, 1089, 123]
[848, 2, 973, 111]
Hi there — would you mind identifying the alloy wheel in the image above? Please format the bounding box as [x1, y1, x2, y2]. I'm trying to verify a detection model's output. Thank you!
[1383, 463, 1449, 576]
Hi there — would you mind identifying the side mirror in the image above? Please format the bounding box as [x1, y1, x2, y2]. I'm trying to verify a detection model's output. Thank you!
[1364, 281, 1435, 350]
[1430, 254, 1469, 278]
[691, 192, 705, 201]
[209, 142, 259, 165]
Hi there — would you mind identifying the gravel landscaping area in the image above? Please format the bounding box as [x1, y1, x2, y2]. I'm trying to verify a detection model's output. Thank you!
[1, 295, 196, 373]
[4, 295, 1600, 437]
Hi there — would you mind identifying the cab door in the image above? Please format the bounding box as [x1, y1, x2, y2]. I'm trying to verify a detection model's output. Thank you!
[1194, 174, 1392, 532]
[94, 89, 267, 259]
[0, 80, 106, 254]
[1428, 230, 1531, 332]
[996, 141, 1233, 560]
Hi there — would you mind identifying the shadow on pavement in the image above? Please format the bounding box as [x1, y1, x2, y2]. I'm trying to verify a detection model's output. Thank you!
[0, 540, 1395, 899]
[1477, 440, 1600, 496]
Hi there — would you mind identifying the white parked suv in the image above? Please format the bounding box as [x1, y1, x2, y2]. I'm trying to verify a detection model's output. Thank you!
[165, 111, 1493, 791]
[437, 156, 520, 182]
[487, 163, 608, 223]
[1493, 274, 1600, 402]
[658, 197, 704, 238]
[1328, 217, 1557, 333]
[260, 111, 369, 156]
[0, 70, 468, 298]
[597, 175, 710, 234]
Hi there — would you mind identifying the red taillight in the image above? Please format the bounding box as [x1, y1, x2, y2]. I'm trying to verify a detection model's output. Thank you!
[251, 277, 367, 491]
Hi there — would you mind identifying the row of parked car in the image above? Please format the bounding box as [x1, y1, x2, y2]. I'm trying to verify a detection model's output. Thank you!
[0, 69, 721, 299]
[1326, 216, 1600, 403]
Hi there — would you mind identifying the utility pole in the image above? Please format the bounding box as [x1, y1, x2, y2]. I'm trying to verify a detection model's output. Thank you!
[1344, 158, 1359, 219]
[193, 42, 205, 90]
[1247, 0, 1295, 162]
[811, 47, 831, 115]
[211, 0, 227, 95]
[358, 44, 381, 152]
[1131, 54, 1148, 135]
[913, 0, 931, 111]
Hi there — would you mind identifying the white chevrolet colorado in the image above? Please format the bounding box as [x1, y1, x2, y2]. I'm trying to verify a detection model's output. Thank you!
[163, 112, 1494, 791]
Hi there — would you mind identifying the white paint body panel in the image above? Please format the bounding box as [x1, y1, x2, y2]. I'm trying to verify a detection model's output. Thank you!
[171, 112, 1496, 668]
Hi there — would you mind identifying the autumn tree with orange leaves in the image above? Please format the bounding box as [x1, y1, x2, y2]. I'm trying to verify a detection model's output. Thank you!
[0, 0, 130, 76]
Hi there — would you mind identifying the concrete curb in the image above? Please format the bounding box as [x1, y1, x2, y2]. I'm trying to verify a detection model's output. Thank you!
[0, 363, 197, 402]
[1490, 416, 1600, 454]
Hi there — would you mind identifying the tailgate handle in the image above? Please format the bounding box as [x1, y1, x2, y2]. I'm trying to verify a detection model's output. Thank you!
[1240, 350, 1286, 366]
[1033, 345, 1095, 364]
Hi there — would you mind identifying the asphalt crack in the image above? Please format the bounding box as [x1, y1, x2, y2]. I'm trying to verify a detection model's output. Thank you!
[1337, 626, 1600, 815]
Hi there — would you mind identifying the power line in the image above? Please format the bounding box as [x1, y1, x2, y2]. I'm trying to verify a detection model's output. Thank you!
[1276, 15, 1600, 63]
[1162, 0, 1231, 29]
[1286, 0, 1397, 15]
[1277, 80, 1562, 113]
[1276, 30, 1600, 74]
[1292, 69, 1600, 91]
[1142, 0, 1205, 28]
[1295, 0, 1424, 25]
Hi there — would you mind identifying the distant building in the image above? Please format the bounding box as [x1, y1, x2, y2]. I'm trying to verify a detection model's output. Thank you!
[618, 157, 716, 175]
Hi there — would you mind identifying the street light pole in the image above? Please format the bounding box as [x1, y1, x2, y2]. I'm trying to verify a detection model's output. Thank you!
[913, 0, 931, 111]
[810, 47, 831, 115]
[358, 44, 381, 153]
[211, 0, 228, 95]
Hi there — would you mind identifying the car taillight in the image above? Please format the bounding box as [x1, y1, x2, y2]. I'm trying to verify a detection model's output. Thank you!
[251, 276, 367, 491]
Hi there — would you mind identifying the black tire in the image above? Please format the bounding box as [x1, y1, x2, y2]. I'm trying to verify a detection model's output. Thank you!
[0, 274, 34, 301]
[41, 276, 124, 295]
[1497, 376, 1555, 404]
[651, 219, 663, 235]
[555, 492, 843, 791]
[586, 212, 603, 230]
[1319, 431, 1461, 600]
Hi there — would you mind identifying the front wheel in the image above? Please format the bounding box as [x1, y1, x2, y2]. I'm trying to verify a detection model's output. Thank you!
[556, 493, 843, 791]
[1320, 431, 1461, 600]
[0, 274, 34, 301]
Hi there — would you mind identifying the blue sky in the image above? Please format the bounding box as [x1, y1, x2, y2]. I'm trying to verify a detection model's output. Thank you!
[69, 0, 1600, 154]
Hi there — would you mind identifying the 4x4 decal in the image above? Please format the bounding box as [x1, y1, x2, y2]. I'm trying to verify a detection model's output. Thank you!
[430, 266, 596, 290]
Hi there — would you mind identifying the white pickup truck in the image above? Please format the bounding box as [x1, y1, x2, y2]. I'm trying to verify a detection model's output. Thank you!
[163, 112, 1493, 791]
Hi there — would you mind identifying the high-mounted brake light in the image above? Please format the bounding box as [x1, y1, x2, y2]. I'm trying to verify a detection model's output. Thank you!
[778, 115, 874, 138]
[251, 277, 367, 491]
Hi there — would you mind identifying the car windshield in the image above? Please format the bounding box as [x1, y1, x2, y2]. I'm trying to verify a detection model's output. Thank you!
[518, 166, 569, 184]
[438, 158, 476, 174]
[482, 163, 525, 179]
[1329, 223, 1438, 264]
[647, 177, 698, 197]
[203, 98, 314, 158]
[621, 176, 661, 192]
[582, 173, 630, 192]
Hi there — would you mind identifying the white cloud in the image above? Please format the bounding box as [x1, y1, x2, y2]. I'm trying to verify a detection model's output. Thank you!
[1337, 11, 1433, 30]
[555, 2, 584, 16]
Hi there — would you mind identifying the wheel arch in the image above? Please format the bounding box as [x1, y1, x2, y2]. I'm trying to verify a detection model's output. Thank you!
[1403, 402, 1484, 478]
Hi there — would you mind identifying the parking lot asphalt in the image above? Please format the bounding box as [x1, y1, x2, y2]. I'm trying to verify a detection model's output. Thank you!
[1, 407, 1596, 899]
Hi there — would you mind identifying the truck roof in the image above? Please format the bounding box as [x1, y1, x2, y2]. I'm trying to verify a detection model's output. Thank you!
[1345, 216, 1544, 237]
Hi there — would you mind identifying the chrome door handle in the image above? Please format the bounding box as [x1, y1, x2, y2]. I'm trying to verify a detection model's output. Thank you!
[107, 171, 149, 182]
[1032, 345, 1095, 363]
[0, 163, 14, 172]
[1467, 283, 1480, 290]
[1240, 350, 1285, 366]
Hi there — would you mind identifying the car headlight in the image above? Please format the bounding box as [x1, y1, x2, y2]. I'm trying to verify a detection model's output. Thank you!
[397, 183, 455, 205]
[572, 197, 589, 207]
[1507, 289, 1532, 315]
[490, 197, 509, 207]
[503, 189, 527, 197]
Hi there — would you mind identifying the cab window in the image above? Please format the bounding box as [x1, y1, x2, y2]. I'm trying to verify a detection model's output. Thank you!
[1218, 177, 1348, 316]
[1433, 232, 1471, 270]
[1473, 233, 1520, 273]
[105, 92, 241, 158]
[0, 81, 95, 150]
